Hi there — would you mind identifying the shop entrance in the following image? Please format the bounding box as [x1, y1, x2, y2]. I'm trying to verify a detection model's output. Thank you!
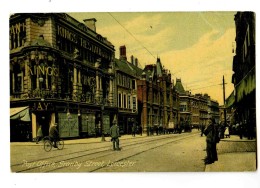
[36, 112, 51, 137]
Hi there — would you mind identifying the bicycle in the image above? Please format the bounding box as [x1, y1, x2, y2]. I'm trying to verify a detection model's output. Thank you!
[43, 136, 64, 152]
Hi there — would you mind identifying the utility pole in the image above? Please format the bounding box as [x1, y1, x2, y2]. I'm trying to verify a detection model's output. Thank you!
[223, 75, 227, 127]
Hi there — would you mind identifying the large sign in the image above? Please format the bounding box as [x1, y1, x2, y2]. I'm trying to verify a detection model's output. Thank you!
[57, 25, 111, 60]
[28, 65, 59, 77]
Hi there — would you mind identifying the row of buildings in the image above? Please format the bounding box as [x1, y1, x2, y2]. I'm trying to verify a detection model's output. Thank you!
[10, 13, 221, 141]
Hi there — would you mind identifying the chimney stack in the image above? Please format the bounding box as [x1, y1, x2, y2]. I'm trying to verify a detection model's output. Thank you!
[135, 58, 138, 67]
[119, 45, 127, 61]
[131, 55, 134, 64]
[83, 18, 97, 32]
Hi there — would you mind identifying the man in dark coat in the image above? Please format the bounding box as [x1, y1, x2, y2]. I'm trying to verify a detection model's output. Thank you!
[110, 120, 120, 151]
[203, 118, 219, 164]
[49, 123, 60, 148]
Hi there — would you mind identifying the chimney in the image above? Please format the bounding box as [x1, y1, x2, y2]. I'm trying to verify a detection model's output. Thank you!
[135, 58, 138, 67]
[83, 18, 97, 32]
[119, 45, 127, 61]
[131, 55, 134, 64]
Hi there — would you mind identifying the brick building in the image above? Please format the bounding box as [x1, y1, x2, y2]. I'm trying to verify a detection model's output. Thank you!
[137, 58, 179, 135]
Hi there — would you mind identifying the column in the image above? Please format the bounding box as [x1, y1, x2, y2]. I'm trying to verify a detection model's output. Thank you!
[95, 72, 100, 102]
[73, 65, 78, 98]
[108, 78, 114, 105]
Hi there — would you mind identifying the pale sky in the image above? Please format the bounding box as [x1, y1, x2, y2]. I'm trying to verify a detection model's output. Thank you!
[69, 12, 236, 105]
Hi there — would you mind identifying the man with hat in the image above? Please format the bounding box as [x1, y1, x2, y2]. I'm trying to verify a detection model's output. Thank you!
[203, 118, 219, 164]
[49, 123, 60, 148]
[110, 120, 120, 151]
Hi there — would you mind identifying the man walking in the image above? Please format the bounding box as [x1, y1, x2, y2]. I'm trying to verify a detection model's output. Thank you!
[110, 120, 120, 151]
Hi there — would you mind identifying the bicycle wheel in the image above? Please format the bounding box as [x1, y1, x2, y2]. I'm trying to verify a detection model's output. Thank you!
[44, 140, 52, 152]
[57, 139, 64, 150]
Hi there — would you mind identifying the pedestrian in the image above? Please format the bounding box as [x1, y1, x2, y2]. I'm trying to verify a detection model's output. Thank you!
[49, 123, 60, 148]
[132, 123, 136, 137]
[139, 125, 143, 136]
[201, 124, 205, 137]
[203, 118, 219, 164]
[238, 122, 243, 139]
[36, 125, 43, 144]
[224, 125, 230, 138]
[110, 120, 120, 151]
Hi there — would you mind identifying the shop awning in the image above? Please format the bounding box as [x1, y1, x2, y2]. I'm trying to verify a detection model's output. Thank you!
[10, 106, 31, 122]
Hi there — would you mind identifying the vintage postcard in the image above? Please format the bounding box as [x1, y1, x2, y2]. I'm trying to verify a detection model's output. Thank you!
[9, 11, 256, 173]
[3, 0, 259, 187]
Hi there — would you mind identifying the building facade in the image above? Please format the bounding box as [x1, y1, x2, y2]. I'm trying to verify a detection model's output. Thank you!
[231, 11, 256, 137]
[137, 58, 179, 135]
[175, 79, 219, 131]
[10, 13, 117, 141]
[115, 46, 143, 134]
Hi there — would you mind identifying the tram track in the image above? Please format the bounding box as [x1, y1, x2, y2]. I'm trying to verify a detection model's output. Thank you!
[12, 132, 199, 172]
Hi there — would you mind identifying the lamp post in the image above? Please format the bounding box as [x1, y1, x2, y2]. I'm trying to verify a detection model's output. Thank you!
[101, 103, 105, 142]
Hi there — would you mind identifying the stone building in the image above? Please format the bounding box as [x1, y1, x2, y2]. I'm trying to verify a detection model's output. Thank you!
[137, 58, 179, 135]
[231, 11, 256, 138]
[10, 13, 117, 141]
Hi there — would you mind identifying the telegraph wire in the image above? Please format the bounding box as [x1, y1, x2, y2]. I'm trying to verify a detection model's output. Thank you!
[107, 12, 156, 60]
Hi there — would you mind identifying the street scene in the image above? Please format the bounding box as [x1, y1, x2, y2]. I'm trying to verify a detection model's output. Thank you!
[9, 11, 256, 174]
[10, 130, 257, 172]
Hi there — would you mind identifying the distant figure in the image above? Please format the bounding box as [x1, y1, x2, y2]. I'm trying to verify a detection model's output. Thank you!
[132, 123, 136, 137]
[49, 123, 60, 148]
[36, 125, 43, 144]
[201, 124, 205, 137]
[238, 122, 243, 139]
[110, 120, 120, 151]
[139, 126, 143, 136]
[224, 126, 230, 138]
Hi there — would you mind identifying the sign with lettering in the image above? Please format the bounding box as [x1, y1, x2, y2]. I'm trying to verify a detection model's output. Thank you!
[57, 25, 111, 60]
[33, 102, 52, 111]
[28, 65, 59, 77]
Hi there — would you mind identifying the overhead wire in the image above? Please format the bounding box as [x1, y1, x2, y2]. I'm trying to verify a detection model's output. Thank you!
[107, 12, 156, 60]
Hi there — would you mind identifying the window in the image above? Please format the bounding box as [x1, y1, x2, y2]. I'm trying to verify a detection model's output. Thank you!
[132, 96, 137, 112]
[132, 79, 136, 89]
[128, 95, 131, 109]
[180, 105, 187, 112]
[123, 94, 127, 108]
[118, 93, 122, 108]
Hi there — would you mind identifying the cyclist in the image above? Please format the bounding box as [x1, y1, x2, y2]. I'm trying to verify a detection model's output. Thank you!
[49, 123, 60, 148]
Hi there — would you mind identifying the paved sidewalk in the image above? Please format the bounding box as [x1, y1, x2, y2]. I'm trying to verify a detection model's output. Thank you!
[205, 135, 257, 172]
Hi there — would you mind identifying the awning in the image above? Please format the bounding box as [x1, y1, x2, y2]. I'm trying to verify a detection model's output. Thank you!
[10, 106, 31, 122]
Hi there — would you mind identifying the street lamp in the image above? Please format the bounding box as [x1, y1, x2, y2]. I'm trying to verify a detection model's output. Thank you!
[100, 103, 106, 142]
